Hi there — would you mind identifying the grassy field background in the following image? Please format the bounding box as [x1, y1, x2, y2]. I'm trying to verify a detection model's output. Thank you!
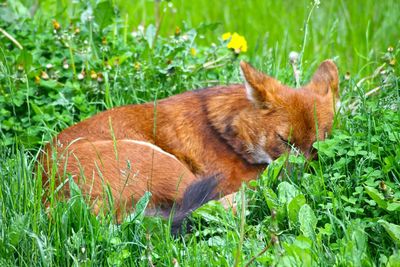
[0, 0, 399, 266]
[116, 0, 400, 74]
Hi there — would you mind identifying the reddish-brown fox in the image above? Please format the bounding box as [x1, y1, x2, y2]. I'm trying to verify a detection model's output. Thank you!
[41, 60, 339, 228]
[41, 139, 201, 220]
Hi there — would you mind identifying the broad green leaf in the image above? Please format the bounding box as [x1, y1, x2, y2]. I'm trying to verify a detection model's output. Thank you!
[17, 50, 32, 72]
[110, 237, 121, 245]
[207, 236, 225, 247]
[5, 1, 30, 21]
[387, 252, 400, 267]
[94, 1, 114, 29]
[294, 235, 312, 248]
[135, 191, 151, 218]
[383, 156, 395, 173]
[270, 155, 287, 179]
[125, 192, 151, 223]
[121, 249, 130, 259]
[108, 52, 133, 66]
[313, 139, 337, 157]
[39, 80, 59, 90]
[288, 154, 305, 164]
[378, 220, 400, 245]
[141, 216, 164, 235]
[259, 154, 287, 186]
[248, 180, 257, 187]
[193, 200, 226, 223]
[347, 225, 368, 265]
[318, 223, 333, 236]
[288, 194, 306, 225]
[262, 188, 278, 211]
[364, 186, 387, 209]
[299, 204, 317, 238]
[0, 5, 19, 22]
[278, 255, 298, 267]
[281, 236, 314, 266]
[387, 202, 400, 212]
[277, 181, 298, 205]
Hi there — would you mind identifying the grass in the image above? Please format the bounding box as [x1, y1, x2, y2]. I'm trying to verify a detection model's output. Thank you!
[0, 0, 399, 266]
[118, 0, 400, 75]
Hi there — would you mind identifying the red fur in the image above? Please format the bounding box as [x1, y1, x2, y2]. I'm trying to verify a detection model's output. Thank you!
[41, 139, 197, 220]
[40, 60, 339, 217]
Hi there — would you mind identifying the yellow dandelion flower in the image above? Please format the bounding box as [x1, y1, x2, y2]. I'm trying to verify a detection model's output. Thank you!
[90, 70, 97, 79]
[227, 32, 248, 53]
[175, 26, 181, 36]
[52, 20, 60, 31]
[222, 32, 232, 41]
[190, 47, 197, 56]
[134, 62, 141, 70]
[41, 71, 49, 80]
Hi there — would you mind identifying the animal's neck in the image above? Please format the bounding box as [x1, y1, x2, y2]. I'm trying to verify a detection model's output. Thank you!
[205, 85, 265, 164]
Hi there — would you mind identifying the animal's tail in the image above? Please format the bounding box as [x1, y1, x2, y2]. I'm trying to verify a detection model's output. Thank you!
[170, 175, 221, 235]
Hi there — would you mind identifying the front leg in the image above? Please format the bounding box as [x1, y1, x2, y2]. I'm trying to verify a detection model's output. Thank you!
[218, 192, 238, 214]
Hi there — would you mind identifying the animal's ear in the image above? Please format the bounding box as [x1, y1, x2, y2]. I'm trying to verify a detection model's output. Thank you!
[308, 60, 339, 99]
[240, 61, 282, 108]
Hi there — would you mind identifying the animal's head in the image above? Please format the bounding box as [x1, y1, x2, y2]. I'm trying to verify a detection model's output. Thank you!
[231, 60, 339, 164]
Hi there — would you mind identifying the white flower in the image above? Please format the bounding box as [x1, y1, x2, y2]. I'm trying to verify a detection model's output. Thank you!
[138, 25, 145, 34]
[289, 51, 299, 64]
[81, 7, 93, 23]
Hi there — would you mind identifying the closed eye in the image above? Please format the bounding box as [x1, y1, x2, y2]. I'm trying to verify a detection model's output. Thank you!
[277, 134, 290, 147]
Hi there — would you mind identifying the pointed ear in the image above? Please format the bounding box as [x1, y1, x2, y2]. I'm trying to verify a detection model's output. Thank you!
[240, 61, 281, 108]
[308, 60, 339, 99]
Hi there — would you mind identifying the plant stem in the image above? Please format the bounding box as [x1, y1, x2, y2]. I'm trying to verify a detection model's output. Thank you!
[234, 185, 246, 267]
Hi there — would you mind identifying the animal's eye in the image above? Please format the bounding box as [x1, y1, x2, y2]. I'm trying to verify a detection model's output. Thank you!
[277, 134, 290, 146]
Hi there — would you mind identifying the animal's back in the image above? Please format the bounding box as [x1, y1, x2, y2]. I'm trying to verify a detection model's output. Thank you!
[53, 85, 262, 189]
[41, 139, 198, 221]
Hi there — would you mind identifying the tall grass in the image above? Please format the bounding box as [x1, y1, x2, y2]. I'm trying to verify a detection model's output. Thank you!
[116, 0, 400, 74]
[11, 0, 400, 74]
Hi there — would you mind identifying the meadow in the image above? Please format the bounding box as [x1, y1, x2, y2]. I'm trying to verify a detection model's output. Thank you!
[0, 0, 399, 266]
